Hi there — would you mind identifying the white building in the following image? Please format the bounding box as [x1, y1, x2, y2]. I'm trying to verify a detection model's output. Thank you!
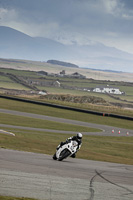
[38, 91, 47, 95]
[93, 86, 124, 95]
[53, 81, 61, 87]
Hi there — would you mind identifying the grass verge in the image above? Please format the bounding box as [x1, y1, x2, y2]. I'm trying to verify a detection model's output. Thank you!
[0, 97, 133, 165]
[0, 128, 133, 165]
[0, 98, 133, 130]
[0, 113, 100, 132]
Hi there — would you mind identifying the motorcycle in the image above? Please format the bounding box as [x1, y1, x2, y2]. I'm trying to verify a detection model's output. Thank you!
[53, 140, 78, 161]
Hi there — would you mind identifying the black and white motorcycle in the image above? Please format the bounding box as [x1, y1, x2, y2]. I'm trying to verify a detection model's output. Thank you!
[53, 140, 78, 161]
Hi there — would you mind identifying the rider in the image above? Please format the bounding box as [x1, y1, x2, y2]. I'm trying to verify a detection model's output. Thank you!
[57, 133, 83, 158]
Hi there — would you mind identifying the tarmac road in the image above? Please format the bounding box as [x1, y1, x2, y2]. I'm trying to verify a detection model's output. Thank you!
[0, 108, 133, 200]
[0, 108, 133, 136]
[0, 149, 133, 200]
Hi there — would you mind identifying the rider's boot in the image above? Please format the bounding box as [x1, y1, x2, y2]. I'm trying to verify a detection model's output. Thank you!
[70, 153, 76, 158]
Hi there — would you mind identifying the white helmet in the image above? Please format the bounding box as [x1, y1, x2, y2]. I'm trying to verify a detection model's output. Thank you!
[77, 133, 82, 140]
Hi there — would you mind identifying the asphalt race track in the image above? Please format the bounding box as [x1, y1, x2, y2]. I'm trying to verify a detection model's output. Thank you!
[0, 108, 133, 200]
[0, 108, 133, 136]
[0, 149, 133, 200]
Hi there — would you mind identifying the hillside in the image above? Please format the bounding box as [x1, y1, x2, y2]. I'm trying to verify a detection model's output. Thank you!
[1, 26, 133, 72]
[0, 66, 133, 116]
[47, 60, 79, 68]
[0, 58, 133, 82]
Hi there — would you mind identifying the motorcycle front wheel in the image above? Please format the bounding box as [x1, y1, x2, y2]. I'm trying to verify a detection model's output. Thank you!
[58, 149, 71, 161]
[53, 153, 57, 160]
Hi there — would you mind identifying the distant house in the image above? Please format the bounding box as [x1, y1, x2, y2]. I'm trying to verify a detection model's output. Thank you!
[71, 72, 86, 79]
[60, 70, 65, 75]
[38, 71, 48, 76]
[38, 91, 47, 95]
[53, 81, 61, 87]
[93, 86, 124, 95]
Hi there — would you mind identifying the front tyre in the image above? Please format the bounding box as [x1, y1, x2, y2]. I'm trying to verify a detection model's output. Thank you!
[53, 153, 57, 160]
[58, 149, 71, 161]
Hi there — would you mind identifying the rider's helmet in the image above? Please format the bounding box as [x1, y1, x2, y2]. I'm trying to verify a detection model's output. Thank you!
[77, 133, 83, 140]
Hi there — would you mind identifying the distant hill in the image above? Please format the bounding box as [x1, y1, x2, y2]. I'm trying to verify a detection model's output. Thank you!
[0, 26, 68, 61]
[85, 67, 123, 73]
[1, 26, 133, 72]
[0, 58, 133, 82]
[47, 60, 79, 68]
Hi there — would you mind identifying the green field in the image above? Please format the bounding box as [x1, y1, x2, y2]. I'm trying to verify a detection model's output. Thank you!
[0, 112, 100, 132]
[0, 67, 133, 96]
[0, 98, 133, 129]
[0, 65, 133, 165]
[1, 128, 133, 164]
[0, 196, 38, 200]
[0, 66, 133, 118]
[0, 97, 133, 165]
[0, 82, 28, 90]
[0, 68, 41, 78]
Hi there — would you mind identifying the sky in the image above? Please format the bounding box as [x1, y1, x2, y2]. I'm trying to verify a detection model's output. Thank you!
[0, 0, 133, 58]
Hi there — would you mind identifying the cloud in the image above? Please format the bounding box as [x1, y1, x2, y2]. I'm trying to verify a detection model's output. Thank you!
[0, 7, 17, 22]
[120, 0, 133, 9]
[0, 8, 7, 17]
[0, 0, 133, 54]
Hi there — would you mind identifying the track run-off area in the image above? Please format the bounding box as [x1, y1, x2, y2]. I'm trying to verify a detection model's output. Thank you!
[0, 108, 133, 200]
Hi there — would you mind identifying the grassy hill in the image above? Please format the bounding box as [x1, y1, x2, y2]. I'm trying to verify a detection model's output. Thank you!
[0, 58, 133, 117]
[0, 59, 133, 165]
[0, 58, 133, 82]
